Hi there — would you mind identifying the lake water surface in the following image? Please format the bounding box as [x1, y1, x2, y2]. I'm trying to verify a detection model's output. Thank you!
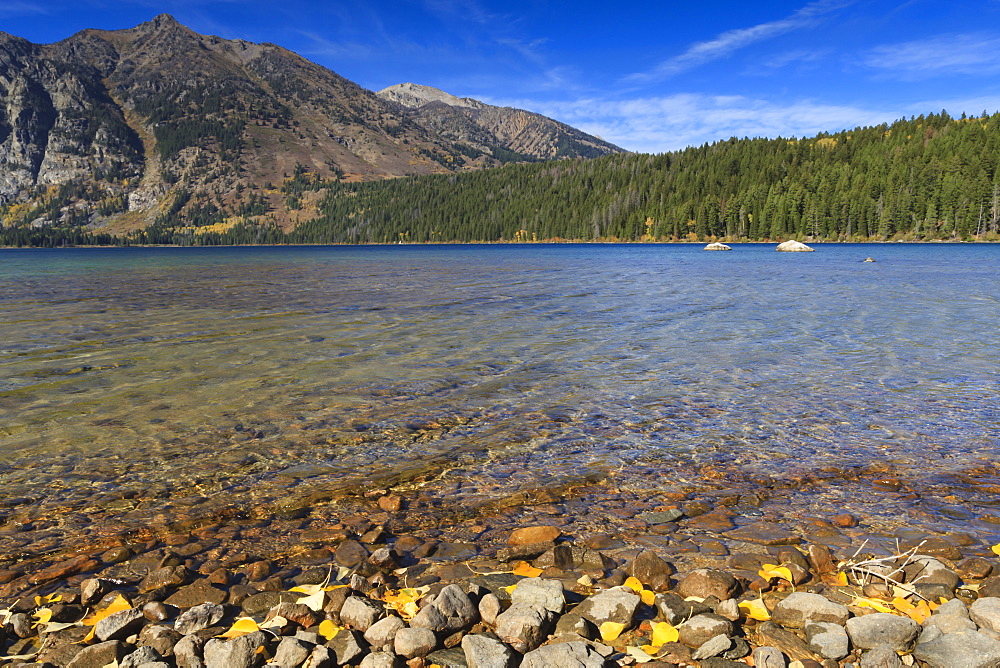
[1, 243, 998, 561]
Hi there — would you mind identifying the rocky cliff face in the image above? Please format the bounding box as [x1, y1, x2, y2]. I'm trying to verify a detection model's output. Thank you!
[378, 83, 621, 162]
[0, 15, 623, 235]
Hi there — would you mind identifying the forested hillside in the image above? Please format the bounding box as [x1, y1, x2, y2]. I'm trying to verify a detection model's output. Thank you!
[4, 111, 999, 246]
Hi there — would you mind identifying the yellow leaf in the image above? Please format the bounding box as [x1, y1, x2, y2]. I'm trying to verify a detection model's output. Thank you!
[853, 597, 893, 614]
[650, 621, 679, 646]
[318, 619, 341, 641]
[758, 564, 794, 583]
[80, 594, 132, 643]
[892, 597, 915, 613]
[31, 609, 52, 629]
[640, 590, 656, 606]
[502, 584, 518, 596]
[297, 589, 325, 612]
[512, 562, 543, 578]
[628, 646, 657, 663]
[217, 617, 261, 639]
[81, 594, 131, 627]
[34, 594, 62, 607]
[834, 572, 849, 587]
[260, 615, 288, 630]
[383, 587, 430, 622]
[992, 543, 1000, 557]
[599, 621, 626, 642]
[624, 577, 644, 593]
[738, 599, 771, 621]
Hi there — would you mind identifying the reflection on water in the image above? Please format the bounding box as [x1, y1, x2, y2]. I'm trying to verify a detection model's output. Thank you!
[0, 243, 998, 554]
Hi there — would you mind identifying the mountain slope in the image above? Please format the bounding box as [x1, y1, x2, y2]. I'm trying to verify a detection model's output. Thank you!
[0, 15, 622, 235]
[378, 83, 621, 161]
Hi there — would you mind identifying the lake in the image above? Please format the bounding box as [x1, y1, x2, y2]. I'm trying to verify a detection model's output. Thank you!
[1, 243, 998, 564]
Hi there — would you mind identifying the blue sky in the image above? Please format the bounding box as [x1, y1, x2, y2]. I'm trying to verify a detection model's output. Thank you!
[4, 0, 1000, 152]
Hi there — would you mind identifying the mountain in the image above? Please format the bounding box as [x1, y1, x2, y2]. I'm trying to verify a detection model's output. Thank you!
[377, 83, 621, 162]
[0, 15, 623, 237]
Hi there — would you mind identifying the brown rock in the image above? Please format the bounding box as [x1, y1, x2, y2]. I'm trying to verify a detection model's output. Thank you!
[164, 578, 227, 608]
[28, 555, 99, 585]
[752, 621, 824, 662]
[0, 569, 23, 584]
[831, 513, 857, 528]
[678, 569, 739, 600]
[243, 560, 272, 582]
[957, 557, 994, 580]
[509, 526, 561, 545]
[726, 522, 800, 546]
[626, 551, 676, 591]
[686, 512, 735, 531]
[139, 565, 193, 593]
[378, 495, 403, 512]
[805, 544, 836, 574]
[335, 540, 370, 567]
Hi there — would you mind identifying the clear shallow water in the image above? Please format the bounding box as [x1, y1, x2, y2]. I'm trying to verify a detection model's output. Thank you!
[1, 243, 998, 555]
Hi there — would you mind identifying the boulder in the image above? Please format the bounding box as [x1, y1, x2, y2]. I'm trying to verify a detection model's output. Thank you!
[704, 242, 732, 251]
[776, 240, 815, 252]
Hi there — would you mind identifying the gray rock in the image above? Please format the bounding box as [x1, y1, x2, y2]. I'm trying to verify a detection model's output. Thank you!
[573, 587, 641, 626]
[415, 584, 479, 633]
[859, 644, 904, 668]
[173, 635, 205, 668]
[904, 556, 960, 592]
[936, 597, 970, 618]
[340, 596, 386, 632]
[479, 593, 502, 626]
[846, 612, 920, 651]
[678, 569, 738, 601]
[137, 624, 182, 657]
[462, 633, 517, 668]
[625, 551, 675, 591]
[677, 613, 735, 648]
[520, 640, 608, 667]
[203, 631, 269, 668]
[359, 651, 396, 668]
[752, 646, 787, 668]
[363, 615, 406, 651]
[328, 629, 369, 665]
[654, 592, 713, 625]
[121, 647, 163, 668]
[96, 608, 147, 642]
[303, 645, 332, 668]
[772, 591, 849, 628]
[426, 647, 469, 667]
[511, 578, 565, 614]
[806, 620, 850, 660]
[242, 592, 302, 616]
[555, 613, 598, 639]
[913, 630, 1000, 668]
[971, 597, 1000, 634]
[67, 641, 125, 668]
[692, 634, 733, 660]
[715, 598, 740, 621]
[394, 626, 437, 658]
[495, 602, 556, 653]
[273, 637, 312, 667]
[924, 612, 977, 634]
[174, 603, 225, 635]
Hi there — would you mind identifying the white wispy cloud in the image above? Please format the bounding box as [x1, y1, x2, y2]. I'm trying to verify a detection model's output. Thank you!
[0, 1, 48, 18]
[626, 0, 854, 84]
[485, 92, 1000, 154]
[866, 32, 1000, 77]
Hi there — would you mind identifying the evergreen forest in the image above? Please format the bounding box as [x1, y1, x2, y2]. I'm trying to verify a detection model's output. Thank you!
[3, 111, 1000, 246]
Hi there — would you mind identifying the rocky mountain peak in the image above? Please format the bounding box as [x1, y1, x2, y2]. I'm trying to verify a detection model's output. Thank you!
[378, 83, 483, 110]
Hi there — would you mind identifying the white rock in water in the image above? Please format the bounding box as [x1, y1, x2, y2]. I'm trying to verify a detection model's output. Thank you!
[704, 242, 731, 251]
[776, 240, 815, 252]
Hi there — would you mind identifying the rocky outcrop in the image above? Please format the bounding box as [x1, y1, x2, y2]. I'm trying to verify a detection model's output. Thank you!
[378, 83, 623, 162]
[776, 240, 815, 252]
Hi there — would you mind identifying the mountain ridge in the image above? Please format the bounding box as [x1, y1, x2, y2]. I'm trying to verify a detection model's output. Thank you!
[0, 14, 623, 235]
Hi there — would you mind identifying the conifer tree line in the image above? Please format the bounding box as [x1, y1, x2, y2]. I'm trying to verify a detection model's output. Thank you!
[3, 111, 1000, 246]
[290, 111, 1000, 244]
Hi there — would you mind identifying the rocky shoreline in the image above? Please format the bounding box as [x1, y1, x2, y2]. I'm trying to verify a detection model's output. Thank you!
[4, 487, 1000, 667]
